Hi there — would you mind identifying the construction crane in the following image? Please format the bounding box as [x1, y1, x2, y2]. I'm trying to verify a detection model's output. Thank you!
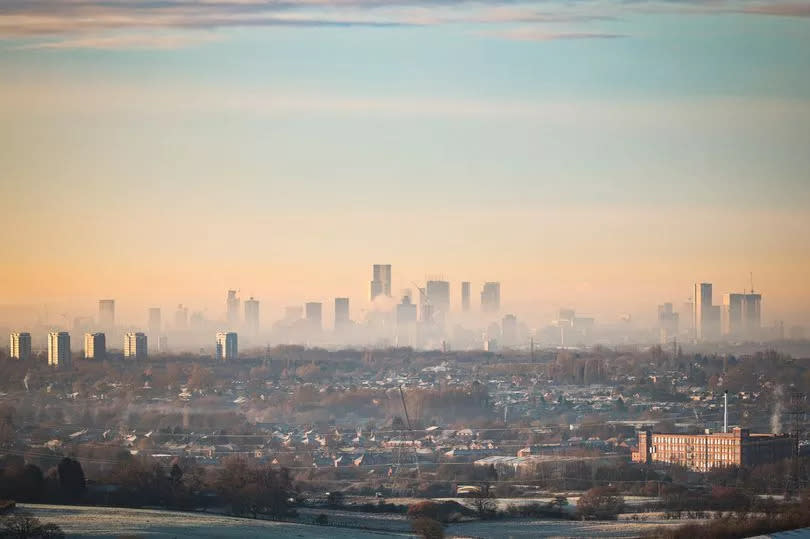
[411, 281, 431, 306]
[411, 281, 432, 322]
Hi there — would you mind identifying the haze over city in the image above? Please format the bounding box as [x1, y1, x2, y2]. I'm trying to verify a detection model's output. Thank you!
[3, 2, 810, 538]
[2, 0, 810, 331]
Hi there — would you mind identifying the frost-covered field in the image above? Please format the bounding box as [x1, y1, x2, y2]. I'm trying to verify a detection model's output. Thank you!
[297, 506, 412, 532]
[446, 517, 687, 538]
[18, 504, 410, 538]
[18, 503, 698, 538]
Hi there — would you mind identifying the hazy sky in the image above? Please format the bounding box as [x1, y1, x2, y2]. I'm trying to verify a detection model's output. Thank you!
[1, 0, 809, 327]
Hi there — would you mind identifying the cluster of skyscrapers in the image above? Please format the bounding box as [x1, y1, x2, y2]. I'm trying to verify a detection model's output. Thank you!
[8, 264, 506, 357]
[657, 281, 763, 343]
[6, 268, 780, 360]
[694, 282, 762, 342]
[272, 265, 502, 335]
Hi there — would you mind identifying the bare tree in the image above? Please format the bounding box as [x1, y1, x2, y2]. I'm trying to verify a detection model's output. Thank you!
[469, 483, 497, 520]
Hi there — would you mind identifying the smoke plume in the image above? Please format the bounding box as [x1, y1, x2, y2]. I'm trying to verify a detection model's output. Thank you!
[771, 385, 784, 434]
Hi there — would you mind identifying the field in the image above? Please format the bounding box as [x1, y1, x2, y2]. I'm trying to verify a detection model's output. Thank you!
[447, 517, 687, 538]
[295, 504, 700, 538]
[17, 504, 411, 538]
[17, 503, 702, 538]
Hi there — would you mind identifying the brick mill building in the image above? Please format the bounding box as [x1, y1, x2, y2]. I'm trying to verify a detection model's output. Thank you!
[632, 427, 793, 471]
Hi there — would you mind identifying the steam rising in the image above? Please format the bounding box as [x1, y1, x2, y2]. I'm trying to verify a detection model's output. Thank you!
[771, 385, 783, 434]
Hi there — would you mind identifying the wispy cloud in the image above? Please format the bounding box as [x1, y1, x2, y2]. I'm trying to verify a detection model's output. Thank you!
[1, 1, 807, 50]
[15, 31, 222, 50]
[739, 3, 810, 17]
[490, 27, 625, 42]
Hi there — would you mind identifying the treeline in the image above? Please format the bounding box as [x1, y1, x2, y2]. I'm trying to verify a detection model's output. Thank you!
[0, 455, 86, 505]
[656, 491, 810, 538]
[0, 453, 295, 520]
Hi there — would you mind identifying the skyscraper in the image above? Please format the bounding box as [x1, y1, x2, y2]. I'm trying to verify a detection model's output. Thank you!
[244, 297, 260, 336]
[334, 297, 350, 330]
[694, 283, 720, 341]
[124, 332, 147, 359]
[148, 307, 161, 336]
[216, 332, 238, 360]
[426, 280, 450, 321]
[722, 293, 744, 337]
[190, 311, 206, 331]
[48, 331, 71, 368]
[370, 264, 392, 301]
[461, 281, 471, 312]
[481, 282, 501, 313]
[9, 332, 31, 360]
[502, 314, 518, 347]
[98, 299, 115, 329]
[175, 304, 188, 330]
[84, 332, 106, 359]
[743, 292, 762, 337]
[226, 290, 240, 327]
[657, 303, 680, 342]
[305, 302, 322, 331]
[396, 292, 417, 325]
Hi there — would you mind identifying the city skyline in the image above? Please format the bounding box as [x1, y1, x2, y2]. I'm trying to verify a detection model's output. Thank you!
[0, 272, 789, 344]
[1, 1, 809, 330]
[0, 270, 802, 331]
[1, 216, 807, 326]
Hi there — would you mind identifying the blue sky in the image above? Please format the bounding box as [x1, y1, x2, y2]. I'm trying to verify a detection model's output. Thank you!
[1, 1, 809, 324]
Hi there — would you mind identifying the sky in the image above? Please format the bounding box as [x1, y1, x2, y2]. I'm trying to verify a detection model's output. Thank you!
[1, 0, 809, 328]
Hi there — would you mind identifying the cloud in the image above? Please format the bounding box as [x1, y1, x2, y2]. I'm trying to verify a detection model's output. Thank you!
[1, 1, 807, 50]
[0, 2, 420, 38]
[0, 0, 620, 38]
[489, 27, 625, 42]
[739, 3, 810, 17]
[15, 32, 222, 50]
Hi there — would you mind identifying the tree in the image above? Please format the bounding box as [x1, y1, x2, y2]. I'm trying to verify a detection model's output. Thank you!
[18, 465, 45, 503]
[411, 517, 444, 539]
[169, 464, 183, 486]
[576, 486, 624, 520]
[408, 501, 441, 521]
[0, 406, 15, 447]
[56, 458, 85, 503]
[391, 416, 406, 431]
[0, 512, 64, 538]
[216, 456, 292, 518]
[469, 484, 497, 520]
[187, 365, 214, 391]
[295, 363, 321, 382]
[326, 491, 344, 507]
